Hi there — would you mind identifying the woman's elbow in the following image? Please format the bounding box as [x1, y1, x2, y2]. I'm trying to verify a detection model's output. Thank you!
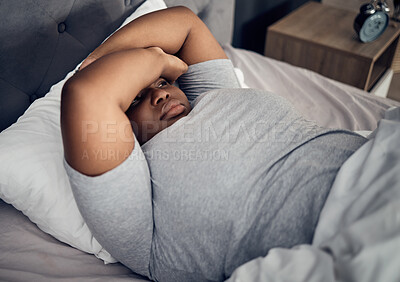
[61, 73, 94, 111]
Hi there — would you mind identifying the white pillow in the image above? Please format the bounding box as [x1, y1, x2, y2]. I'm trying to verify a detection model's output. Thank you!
[0, 0, 167, 264]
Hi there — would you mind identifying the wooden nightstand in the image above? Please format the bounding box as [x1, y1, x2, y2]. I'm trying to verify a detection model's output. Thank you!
[265, 1, 400, 94]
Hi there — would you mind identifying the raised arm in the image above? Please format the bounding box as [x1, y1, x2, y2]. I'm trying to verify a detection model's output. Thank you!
[61, 47, 187, 176]
[62, 6, 224, 176]
[80, 6, 227, 69]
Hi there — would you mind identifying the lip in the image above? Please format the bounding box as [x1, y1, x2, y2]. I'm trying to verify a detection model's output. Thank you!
[160, 99, 186, 120]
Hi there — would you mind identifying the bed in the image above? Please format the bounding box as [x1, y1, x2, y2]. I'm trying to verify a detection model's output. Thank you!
[1, 0, 400, 281]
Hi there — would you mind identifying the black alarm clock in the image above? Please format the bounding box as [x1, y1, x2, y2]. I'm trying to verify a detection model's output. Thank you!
[354, 0, 390, 43]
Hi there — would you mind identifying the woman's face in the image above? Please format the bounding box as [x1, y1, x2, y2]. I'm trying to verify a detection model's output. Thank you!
[126, 78, 191, 144]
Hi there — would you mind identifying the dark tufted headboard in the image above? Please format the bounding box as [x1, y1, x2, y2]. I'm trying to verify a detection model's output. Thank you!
[0, 0, 234, 132]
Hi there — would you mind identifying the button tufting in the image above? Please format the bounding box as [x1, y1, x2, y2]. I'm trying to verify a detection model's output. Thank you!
[30, 94, 38, 103]
[58, 22, 66, 33]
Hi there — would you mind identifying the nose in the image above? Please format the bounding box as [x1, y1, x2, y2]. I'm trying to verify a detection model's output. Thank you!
[150, 88, 170, 106]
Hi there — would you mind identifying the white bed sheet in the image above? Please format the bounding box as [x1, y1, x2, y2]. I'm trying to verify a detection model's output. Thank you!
[224, 44, 400, 131]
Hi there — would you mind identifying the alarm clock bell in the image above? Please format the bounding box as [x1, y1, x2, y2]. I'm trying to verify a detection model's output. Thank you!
[354, 0, 390, 43]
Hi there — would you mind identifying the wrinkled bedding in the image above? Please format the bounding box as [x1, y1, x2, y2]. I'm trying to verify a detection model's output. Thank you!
[224, 44, 400, 131]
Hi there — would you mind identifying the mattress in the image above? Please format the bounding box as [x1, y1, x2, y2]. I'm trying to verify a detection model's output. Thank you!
[1, 45, 399, 281]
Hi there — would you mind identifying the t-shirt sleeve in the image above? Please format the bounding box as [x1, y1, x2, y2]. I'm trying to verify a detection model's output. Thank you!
[177, 59, 240, 104]
[63, 136, 153, 277]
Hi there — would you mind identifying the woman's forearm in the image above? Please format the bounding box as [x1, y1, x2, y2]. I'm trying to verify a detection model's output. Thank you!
[97, 7, 193, 56]
[61, 48, 187, 176]
[81, 6, 226, 69]
[68, 48, 166, 111]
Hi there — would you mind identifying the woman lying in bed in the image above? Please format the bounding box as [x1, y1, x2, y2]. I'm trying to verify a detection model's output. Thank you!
[61, 6, 366, 282]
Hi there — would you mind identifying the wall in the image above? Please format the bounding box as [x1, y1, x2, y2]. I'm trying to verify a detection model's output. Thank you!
[232, 0, 321, 54]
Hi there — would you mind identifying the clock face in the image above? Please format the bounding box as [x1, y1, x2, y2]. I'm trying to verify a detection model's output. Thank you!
[359, 11, 389, 42]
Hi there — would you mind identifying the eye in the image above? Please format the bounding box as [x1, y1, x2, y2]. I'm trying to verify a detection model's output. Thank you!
[157, 79, 169, 88]
[130, 94, 142, 107]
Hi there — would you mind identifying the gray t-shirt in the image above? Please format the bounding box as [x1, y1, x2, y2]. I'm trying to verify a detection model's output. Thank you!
[64, 59, 366, 281]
